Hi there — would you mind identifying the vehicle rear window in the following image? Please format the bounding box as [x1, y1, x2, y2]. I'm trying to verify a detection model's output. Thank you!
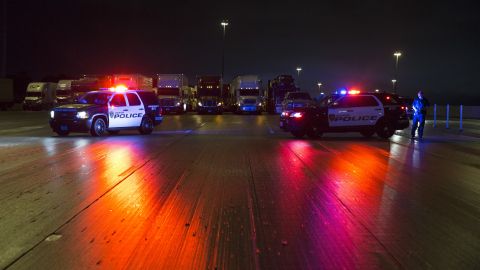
[126, 93, 141, 106]
[334, 95, 379, 107]
[287, 92, 311, 100]
[137, 91, 159, 106]
[110, 94, 126, 106]
[78, 92, 111, 105]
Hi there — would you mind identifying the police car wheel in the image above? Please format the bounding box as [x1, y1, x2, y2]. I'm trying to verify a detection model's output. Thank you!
[91, 117, 107, 137]
[56, 130, 69, 136]
[376, 122, 395, 139]
[306, 127, 322, 139]
[139, 117, 153, 135]
[291, 130, 306, 139]
[360, 129, 375, 138]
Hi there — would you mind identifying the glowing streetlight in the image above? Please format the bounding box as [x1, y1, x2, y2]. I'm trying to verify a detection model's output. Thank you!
[391, 79, 397, 91]
[296, 67, 302, 76]
[220, 20, 229, 82]
[393, 51, 402, 93]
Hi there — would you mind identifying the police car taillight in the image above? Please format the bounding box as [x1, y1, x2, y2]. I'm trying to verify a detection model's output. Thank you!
[290, 112, 303, 118]
[281, 111, 290, 117]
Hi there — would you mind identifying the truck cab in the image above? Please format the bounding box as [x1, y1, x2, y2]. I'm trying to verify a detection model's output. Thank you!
[230, 75, 263, 114]
[55, 80, 74, 105]
[266, 75, 298, 114]
[157, 74, 188, 114]
[196, 76, 223, 114]
[23, 82, 57, 110]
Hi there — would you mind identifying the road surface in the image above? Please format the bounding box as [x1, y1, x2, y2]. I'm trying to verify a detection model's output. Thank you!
[0, 111, 479, 269]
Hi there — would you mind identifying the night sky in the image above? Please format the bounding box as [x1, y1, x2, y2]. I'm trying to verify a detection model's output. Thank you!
[3, 0, 480, 104]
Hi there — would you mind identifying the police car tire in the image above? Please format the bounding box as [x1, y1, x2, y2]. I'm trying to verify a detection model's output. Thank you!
[306, 128, 322, 139]
[291, 130, 306, 139]
[139, 117, 154, 135]
[91, 117, 107, 137]
[376, 121, 395, 139]
[360, 129, 375, 138]
[56, 130, 69, 137]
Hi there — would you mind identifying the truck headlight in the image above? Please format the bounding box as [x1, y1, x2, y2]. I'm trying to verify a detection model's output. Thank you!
[258, 102, 262, 106]
[76, 111, 89, 119]
[198, 102, 202, 106]
[50, 110, 55, 118]
[176, 102, 181, 106]
[217, 102, 222, 106]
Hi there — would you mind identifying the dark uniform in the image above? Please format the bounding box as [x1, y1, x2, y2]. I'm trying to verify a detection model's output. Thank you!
[411, 96, 430, 139]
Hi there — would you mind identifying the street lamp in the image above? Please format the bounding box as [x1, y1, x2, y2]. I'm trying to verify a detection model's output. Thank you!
[296, 67, 302, 77]
[220, 20, 229, 81]
[391, 79, 397, 91]
[393, 51, 402, 93]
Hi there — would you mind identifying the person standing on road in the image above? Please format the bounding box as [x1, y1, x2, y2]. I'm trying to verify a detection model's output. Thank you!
[411, 90, 430, 139]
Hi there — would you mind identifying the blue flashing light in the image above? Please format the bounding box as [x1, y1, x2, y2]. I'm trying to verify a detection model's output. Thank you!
[340, 90, 347, 95]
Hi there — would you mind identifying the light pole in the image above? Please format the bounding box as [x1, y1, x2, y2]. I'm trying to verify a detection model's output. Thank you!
[1, 0, 7, 77]
[317, 82, 322, 97]
[296, 67, 302, 88]
[393, 51, 402, 93]
[220, 20, 229, 81]
[391, 79, 397, 91]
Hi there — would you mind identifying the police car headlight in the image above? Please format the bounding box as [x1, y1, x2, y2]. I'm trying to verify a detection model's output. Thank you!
[217, 102, 222, 106]
[50, 110, 55, 118]
[198, 102, 202, 106]
[76, 111, 89, 119]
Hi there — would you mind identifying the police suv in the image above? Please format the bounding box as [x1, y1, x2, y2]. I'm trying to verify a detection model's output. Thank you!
[49, 87, 163, 136]
[280, 90, 409, 139]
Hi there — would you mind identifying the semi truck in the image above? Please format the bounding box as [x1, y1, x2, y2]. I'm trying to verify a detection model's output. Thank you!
[266, 75, 298, 114]
[113, 74, 153, 92]
[55, 80, 74, 105]
[196, 75, 223, 114]
[229, 75, 263, 114]
[156, 74, 188, 114]
[23, 82, 57, 110]
[0, 78, 14, 110]
[71, 75, 113, 102]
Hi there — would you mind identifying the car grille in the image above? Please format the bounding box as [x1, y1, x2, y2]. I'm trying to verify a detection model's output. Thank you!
[203, 100, 216, 107]
[243, 99, 256, 105]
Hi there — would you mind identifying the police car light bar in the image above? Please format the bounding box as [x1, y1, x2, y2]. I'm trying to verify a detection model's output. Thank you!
[348, 90, 360, 95]
[110, 85, 128, 93]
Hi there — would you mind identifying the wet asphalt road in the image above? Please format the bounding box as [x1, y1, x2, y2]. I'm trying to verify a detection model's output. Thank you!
[0, 111, 479, 269]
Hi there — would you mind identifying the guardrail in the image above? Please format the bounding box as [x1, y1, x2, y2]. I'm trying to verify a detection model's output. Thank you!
[431, 105, 480, 131]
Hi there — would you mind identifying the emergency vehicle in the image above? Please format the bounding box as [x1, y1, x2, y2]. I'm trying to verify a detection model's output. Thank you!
[49, 86, 163, 137]
[280, 90, 409, 139]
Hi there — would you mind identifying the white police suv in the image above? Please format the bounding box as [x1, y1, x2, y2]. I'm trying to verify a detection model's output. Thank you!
[49, 87, 163, 136]
[280, 90, 409, 139]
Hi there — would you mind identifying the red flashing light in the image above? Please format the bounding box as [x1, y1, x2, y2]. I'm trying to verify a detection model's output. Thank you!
[110, 85, 128, 92]
[386, 96, 391, 100]
[348, 90, 360, 95]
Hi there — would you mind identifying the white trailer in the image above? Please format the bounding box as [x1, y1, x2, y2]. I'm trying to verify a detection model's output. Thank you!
[113, 74, 153, 91]
[23, 82, 57, 110]
[157, 74, 188, 114]
[229, 75, 263, 114]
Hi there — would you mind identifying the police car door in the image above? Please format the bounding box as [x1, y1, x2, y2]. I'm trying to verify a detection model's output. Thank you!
[328, 96, 354, 127]
[126, 92, 144, 127]
[108, 93, 129, 128]
[328, 95, 381, 127]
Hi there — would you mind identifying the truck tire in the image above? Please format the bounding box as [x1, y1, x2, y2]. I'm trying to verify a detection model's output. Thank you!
[376, 121, 395, 139]
[360, 129, 375, 138]
[139, 117, 153, 135]
[91, 117, 107, 137]
[291, 130, 306, 139]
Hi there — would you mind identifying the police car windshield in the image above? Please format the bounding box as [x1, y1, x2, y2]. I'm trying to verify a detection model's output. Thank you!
[78, 92, 112, 105]
[288, 92, 311, 100]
